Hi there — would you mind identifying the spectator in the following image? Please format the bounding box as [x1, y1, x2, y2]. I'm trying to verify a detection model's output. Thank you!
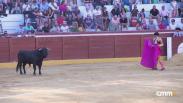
[70, 22, 79, 32]
[157, 17, 166, 30]
[72, 6, 80, 16]
[147, 19, 156, 30]
[173, 28, 183, 37]
[130, 5, 139, 27]
[93, 0, 102, 8]
[136, 22, 142, 30]
[110, 15, 120, 31]
[24, 14, 31, 26]
[85, 0, 94, 11]
[150, 5, 159, 19]
[162, 16, 170, 29]
[139, 8, 145, 18]
[65, 14, 73, 27]
[177, 18, 183, 30]
[74, 15, 85, 32]
[169, 19, 178, 30]
[78, 25, 85, 32]
[2, 0, 183, 33]
[96, 25, 103, 32]
[93, 6, 103, 31]
[101, 0, 109, 7]
[113, 0, 121, 7]
[111, 6, 120, 16]
[12, 2, 22, 14]
[83, 7, 93, 19]
[128, 0, 136, 11]
[171, 0, 178, 17]
[178, 0, 183, 17]
[40, 0, 49, 12]
[131, 5, 139, 18]
[60, 21, 69, 32]
[84, 15, 95, 31]
[16, 24, 25, 34]
[65, 8, 73, 18]
[50, 20, 61, 32]
[30, 8, 42, 29]
[75, 15, 85, 31]
[7, 0, 13, 14]
[42, 22, 50, 33]
[93, 6, 102, 17]
[24, 22, 35, 34]
[30, 0, 39, 10]
[102, 7, 110, 31]
[46, 7, 55, 27]
[37, 25, 43, 32]
[72, 13, 78, 22]
[59, 1, 67, 16]
[56, 14, 65, 26]
[120, 8, 128, 30]
[48, 0, 59, 12]
[160, 5, 169, 19]
[138, 15, 147, 30]
[94, 15, 103, 31]
[22, 1, 31, 16]
[0, 2, 7, 17]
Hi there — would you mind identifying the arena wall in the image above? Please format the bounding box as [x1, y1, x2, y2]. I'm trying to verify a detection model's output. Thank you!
[172, 37, 183, 55]
[9, 37, 36, 61]
[0, 38, 10, 62]
[0, 31, 182, 63]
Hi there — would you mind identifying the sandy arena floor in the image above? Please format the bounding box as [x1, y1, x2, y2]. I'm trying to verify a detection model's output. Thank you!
[0, 55, 183, 103]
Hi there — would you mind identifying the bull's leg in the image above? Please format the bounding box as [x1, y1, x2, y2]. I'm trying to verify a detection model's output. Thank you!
[19, 64, 23, 75]
[38, 64, 42, 75]
[23, 63, 26, 74]
[16, 62, 20, 72]
[33, 64, 36, 75]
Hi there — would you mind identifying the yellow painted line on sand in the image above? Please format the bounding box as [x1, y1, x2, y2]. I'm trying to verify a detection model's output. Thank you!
[0, 56, 166, 69]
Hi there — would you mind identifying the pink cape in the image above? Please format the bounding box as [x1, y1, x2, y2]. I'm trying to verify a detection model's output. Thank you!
[140, 39, 161, 69]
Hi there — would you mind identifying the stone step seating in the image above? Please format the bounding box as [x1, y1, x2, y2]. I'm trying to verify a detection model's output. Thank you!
[0, 14, 24, 34]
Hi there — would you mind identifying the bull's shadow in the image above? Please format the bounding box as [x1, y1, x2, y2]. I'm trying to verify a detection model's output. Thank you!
[16, 48, 48, 75]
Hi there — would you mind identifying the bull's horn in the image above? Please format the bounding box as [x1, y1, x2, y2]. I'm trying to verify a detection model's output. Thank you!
[47, 48, 51, 51]
[38, 48, 42, 51]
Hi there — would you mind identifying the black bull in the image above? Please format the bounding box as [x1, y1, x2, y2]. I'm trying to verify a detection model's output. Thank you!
[16, 48, 48, 75]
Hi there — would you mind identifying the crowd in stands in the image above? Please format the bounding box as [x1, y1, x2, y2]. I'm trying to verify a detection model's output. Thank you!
[0, 0, 183, 34]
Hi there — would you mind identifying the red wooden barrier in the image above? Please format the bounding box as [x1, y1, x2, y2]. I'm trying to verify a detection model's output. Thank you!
[172, 37, 183, 55]
[0, 37, 10, 62]
[89, 36, 115, 58]
[63, 37, 89, 59]
[115, 35, 141, 57]
[1, 32, 181, 63]
[9, 37, 36, 61]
